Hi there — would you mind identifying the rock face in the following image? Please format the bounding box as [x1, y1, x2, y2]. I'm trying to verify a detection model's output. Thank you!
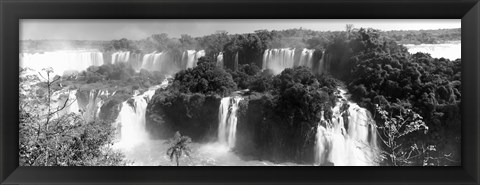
[146, 92, 221, 141]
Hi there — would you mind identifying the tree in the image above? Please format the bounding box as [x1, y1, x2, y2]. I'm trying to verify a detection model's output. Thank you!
[345, 24, 355, 39]
[165, 131, 192, 166]
[197, 32, 231, 58]
[172, 56, 237, 96]
[19, 68, 125, 166]
[374, 104, 428, 166]
[110, 38, 136, 51]
[179, 34, 197, 49]
[149, 33, 170, 51]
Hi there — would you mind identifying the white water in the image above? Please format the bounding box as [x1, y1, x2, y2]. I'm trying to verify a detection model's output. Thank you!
[184, 50, 205, 69]
[404, 42, 461, 60]
[217, 96, 243, 148]
[315, 89, 378, 166]
[113, 81, 167, 150]
[216, 52, 224, 68]
[140, 52, 168, 71]
[82, 89, 112, 122]
[299, 48, 315, 68]
[111, 51, 130, 64]
[262, 48, 296, 73]
[317, 51, 327, 74]
[20, 51, 104, 76]
[262, 48, 319, 74]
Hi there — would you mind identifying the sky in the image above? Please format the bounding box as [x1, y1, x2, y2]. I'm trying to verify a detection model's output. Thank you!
[20, 19, 461, 41]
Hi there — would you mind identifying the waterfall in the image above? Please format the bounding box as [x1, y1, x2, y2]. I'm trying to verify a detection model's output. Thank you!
[114, 78, 170, 149]
[140, 52, 156, 70]
[216, 52, 224, 68]
[314, 89, 378, 166]
[111, 51, 130, 64]
[115, 95, 149, 148]
[262, 48, 313, 74]
[194, 50, 206, 67]
[81, 89, 111, 122]
[184, 50, 205, 69]
[185, 50, 196, 69]
[129, 53, 144, 71]
[317, 51, 326, 74]
[20, 51, 104, 76]
[234, 52, 239, 71]
[299, 48, 315, 68]
[218, 96, 243, 148]
[140, 52, 168, 71]
[262, 50, 269, 70]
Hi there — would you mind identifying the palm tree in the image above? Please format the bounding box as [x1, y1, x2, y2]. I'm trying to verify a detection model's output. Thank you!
[165, 131, 192, 166]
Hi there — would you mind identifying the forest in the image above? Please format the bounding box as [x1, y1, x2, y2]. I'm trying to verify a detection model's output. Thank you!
[19, 25, 461, 166]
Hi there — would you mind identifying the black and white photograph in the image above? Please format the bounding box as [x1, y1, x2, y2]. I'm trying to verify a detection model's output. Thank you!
[19, 19, 461, 166]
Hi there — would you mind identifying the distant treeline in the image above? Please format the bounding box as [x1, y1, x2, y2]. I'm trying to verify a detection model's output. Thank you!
[20, 27, 460, 53]
[383, 28, 460, 44]
[20, 40, 109, 53]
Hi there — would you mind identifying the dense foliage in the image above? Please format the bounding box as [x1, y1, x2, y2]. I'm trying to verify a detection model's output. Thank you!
[146, 57, 236, 141]
[235, 66, 340, 163]
[19, 68, 126, 166]
[323, 28, 461, 165]
[170, 57, 237, 96]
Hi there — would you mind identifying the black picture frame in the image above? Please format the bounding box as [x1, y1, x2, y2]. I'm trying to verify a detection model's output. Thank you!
[1, 0, 479, 184]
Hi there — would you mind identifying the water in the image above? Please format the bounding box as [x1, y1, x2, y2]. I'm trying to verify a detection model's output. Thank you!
[262, 48, 320, 74]
[20, 49, 209, 78]
[217, 96, 243, 148]
[404, 42, 461, 60]
[262, 48, 296, 73]
[112, 91, 306, 166]
[298, 48, 315, 68]
[111, 51, 130, 64]
[185, 50, 205, 69]
[141, 52, 168, 71]
[216, 52, 224, 68]
[20, 49, 383, 166]
[20, 50, 104, 76]
[314, 89, 379, 166]
[120, 140, 303, 166]
[112, 83, 166, 150]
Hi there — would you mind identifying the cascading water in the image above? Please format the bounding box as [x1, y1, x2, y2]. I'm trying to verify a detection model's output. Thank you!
[317, 51, 326, 74]
[234, 52, 239, 70]
[195, 50, 206, 67]
[185, 50, 197, 69]
[114, 79, 170, 150]
[262, 48, 312, 74]
[114, 95, 149, 149]
[216, 52, 224, 68]
[314, 89, 378, 166]
[184, 50, 205, 69]
[141, 52, 165, 70]
[111, 51, 130, 64]
[262, 48, 296, 71]
[218, 96, 243, 148]
[129, 53, 144, 71]
[20, 51, 104, 76]
[81, 89, 111, 122]
[298, 48, 315, 68]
